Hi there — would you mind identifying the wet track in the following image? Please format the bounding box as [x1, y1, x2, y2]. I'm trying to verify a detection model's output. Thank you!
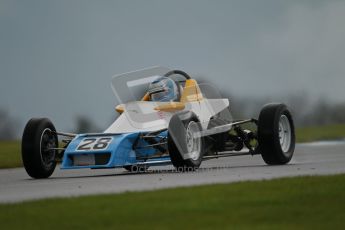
[1, 141, 345, 203]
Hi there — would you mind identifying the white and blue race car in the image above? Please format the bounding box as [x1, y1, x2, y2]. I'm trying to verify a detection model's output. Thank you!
[22, 67, 295, 178]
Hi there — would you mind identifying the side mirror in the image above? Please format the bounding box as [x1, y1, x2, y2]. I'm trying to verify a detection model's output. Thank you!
[115, 104, 125, 113]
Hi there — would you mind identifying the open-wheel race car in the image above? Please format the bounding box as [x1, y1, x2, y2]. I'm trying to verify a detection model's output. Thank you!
[22, 67, 295, 178]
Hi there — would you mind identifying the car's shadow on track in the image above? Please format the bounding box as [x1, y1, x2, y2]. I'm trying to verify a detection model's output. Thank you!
[40, 163, 297, 180]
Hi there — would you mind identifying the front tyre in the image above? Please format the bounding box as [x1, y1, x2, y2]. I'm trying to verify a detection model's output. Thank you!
[22, 118, 58, 178]
[168, 111, 204, 171]
[257, 104, 295, 165]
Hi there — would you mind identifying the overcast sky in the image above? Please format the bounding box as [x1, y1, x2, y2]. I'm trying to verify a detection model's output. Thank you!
[1, 0, 345, 134]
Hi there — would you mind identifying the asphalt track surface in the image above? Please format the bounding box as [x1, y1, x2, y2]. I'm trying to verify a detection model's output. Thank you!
[1, 141, 345, 203]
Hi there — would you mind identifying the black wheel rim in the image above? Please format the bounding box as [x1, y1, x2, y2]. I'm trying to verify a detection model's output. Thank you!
[40, 128, 57, 169]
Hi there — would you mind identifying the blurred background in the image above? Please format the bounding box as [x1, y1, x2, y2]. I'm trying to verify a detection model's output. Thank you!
[1, 0, 345, 139]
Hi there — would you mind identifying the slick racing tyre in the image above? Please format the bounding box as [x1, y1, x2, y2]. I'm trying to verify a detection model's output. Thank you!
[22, 118, 58, 178]
[168, 111, 204, 171]
[257, 103, 295, 165]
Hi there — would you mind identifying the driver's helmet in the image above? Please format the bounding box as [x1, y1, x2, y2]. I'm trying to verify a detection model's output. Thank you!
[148, 77, 179, 102]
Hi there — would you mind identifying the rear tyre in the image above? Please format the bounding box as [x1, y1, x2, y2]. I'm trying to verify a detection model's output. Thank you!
[168, 111, 204, 171]
[22, 118, 58, 178]
[257, 104, 295, 165]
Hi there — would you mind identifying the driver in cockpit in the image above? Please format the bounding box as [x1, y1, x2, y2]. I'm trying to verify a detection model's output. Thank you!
[147, 77, 180, 102]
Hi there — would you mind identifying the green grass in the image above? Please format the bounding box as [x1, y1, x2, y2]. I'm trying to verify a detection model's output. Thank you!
[296, 123, 345, 142]
[0, 141, 22, 168]
[0, 174, 344, 229]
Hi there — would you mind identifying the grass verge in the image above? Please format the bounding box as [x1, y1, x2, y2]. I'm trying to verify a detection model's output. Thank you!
[296, 123, 345, 142]
[0, 174, 344, 229]
[0, 141, 21, 168]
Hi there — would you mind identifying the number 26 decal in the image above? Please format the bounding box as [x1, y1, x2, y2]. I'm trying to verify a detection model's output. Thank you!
[76, 137, 113, 151]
